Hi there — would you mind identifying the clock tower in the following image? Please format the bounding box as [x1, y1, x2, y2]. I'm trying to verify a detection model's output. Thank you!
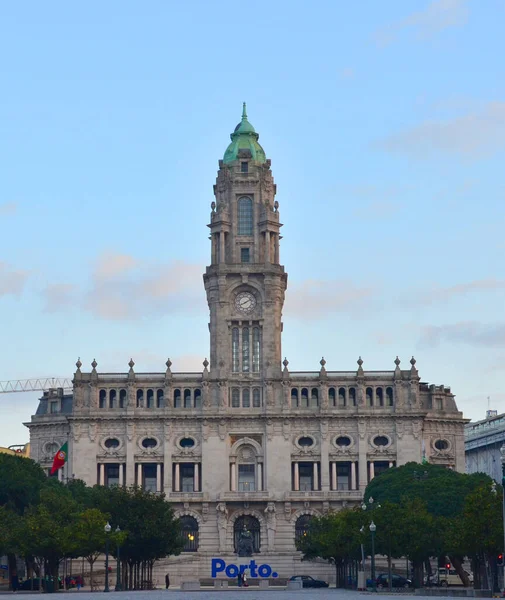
[203, 104, 287, 384]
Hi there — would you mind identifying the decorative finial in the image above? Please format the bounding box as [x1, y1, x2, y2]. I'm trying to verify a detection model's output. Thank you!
[357, 356, 363, 368]
[283, 357, 289, 369]
[274, 200, 279, 212]
[128, 358, 135, 370]
[242, 102, 247, 119]
[320, 357, 326, 368]
[166, 358, 172, 375]
[76, 357, 82, 371]
[203, 358, 209, 371]
[410, 356, 416, 367]
[394, 356, 400, 368]
[211, 201, 216, 212]
[91, 358, 97, 371]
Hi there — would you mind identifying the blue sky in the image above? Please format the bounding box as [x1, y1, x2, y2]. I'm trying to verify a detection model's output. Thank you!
[1, 0, 505, 447]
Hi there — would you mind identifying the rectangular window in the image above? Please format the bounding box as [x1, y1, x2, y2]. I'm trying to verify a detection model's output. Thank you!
[231, 388, 240, 408]
[238, 464, 255, 491]
[143, 464, 157, 492]
[299, 463, 314, 491]
[50, 401, 58, 414]
[232, 328, 239, 372]
[252, 388, 261, 408]
[241, 247, 250, 263]
[252, 327, 260, 372]
[242, 388, 250, 408]
[106, 464, 120, 487]
[336, 463, 350, 490]
[241, 162, 248, 173]
[181, 463, 195, 492]
[242, 327, 250, 372]
[374, 461, 390, 477]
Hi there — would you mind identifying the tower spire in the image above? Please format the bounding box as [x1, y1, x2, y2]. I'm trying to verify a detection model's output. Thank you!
[242, 101, 247, 120]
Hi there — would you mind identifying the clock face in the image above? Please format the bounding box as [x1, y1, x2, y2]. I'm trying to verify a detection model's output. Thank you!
[235, 291, 257, 314]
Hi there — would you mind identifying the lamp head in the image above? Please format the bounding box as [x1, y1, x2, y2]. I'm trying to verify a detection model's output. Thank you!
[115, 525, 121, 533]
[369, 521, 376, 533]
[104, 522, 111, 533]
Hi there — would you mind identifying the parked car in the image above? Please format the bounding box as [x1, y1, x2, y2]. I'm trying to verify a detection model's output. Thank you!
[289, 575, 329, 588]
[376, 573, 413, 589]
[425, 568, 473, 587]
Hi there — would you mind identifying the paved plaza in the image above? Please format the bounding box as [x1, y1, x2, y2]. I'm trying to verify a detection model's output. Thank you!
[8, 591, 419, 600]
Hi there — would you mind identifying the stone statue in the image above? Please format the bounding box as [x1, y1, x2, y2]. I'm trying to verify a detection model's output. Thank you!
[264, 502, 277, 551]
[216, 502, 228, 551]
[237, 525, 254, 557]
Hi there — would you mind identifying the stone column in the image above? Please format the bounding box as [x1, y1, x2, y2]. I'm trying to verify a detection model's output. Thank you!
[265, 231, 271, 263]
[99, 464, 105, 486]
[351, 461, 357, 490]
[156, 463, 162, 493]
[119, 463, 124, 487]
[313, 462, 319, 491]
[294, 462, 299, 491]
[331, 462, 337, 491]
[137, 463, 143, 488]
[257, 462, 262, 491]
[231, 462, 236, 491]
[219, 231, 225, 263]
[194, 462, 199, 492]
[274, 233, 279, 264]
[369, 461, 375, 482]
[174, 463, 180, 492]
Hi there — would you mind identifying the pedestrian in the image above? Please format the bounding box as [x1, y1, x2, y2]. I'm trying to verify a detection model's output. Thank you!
[237, 572, 243, 587]
[165, 573, 170, 589]
[243, 572, 248, 588]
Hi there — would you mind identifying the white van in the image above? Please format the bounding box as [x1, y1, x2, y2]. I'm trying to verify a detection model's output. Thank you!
[436, 567, 473, 586]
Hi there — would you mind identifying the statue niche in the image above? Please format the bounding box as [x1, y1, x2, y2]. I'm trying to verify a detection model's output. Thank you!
[234, 515, 260, 556]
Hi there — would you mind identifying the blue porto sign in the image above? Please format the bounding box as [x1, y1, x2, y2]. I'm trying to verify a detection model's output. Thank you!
[211, 558, 278, 578]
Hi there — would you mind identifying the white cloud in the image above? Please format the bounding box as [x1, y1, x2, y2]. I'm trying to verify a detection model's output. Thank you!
[374, 0, 469, 47]
[421, 279, 505, 304]
[375, 102, 505, 160]
[43, 283, 78, 312]
[0, 262, 30, 297]
[420, 322, 505, 348]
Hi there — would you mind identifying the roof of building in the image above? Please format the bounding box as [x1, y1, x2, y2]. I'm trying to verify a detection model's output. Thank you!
[223, 103, 266, 164]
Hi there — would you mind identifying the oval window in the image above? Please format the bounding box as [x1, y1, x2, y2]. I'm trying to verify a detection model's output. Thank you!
[298, 436, 314, 447]
[142, 438, 157, 449]
[179, 437, 195, 448]
[373, 436, 389, 447]
[335, 436, 351, 447]
[435, 439, 449, 451]
[104, 438, 120, 449]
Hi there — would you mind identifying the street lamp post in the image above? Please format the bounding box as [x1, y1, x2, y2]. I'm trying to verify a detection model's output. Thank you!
[370, 521, 377, 593]
[104, 522, 111, 593]
[500, 445, 505, 595]
[115, 526, 122, 592]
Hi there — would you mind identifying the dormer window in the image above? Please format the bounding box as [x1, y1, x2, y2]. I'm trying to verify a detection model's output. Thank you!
[241, 162, 248, 173]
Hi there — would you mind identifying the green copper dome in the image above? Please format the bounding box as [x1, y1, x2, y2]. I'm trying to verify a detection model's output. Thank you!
[223, 103, 266, 164]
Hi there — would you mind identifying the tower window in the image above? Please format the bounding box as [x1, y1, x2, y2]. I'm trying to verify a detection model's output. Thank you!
[241, 248, 250, 263]
[242, 327, 250, 372]
[241, 162, 248, 173]
[232, 327, 239, 372]
[237, 197, 253, 235]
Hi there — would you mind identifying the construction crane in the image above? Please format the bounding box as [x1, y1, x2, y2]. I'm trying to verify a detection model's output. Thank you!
[0, 377, 73, 394]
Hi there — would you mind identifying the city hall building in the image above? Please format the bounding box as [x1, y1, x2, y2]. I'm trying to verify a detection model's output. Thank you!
[27, 106, 466, 585]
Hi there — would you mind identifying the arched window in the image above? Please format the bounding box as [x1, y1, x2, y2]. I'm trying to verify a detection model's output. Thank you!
[232, 327, 239, 372]
[156, 389, 164, 408]
[338, 387, 347, 407]
[366, 387, 373, 407]
[311, 388, 319, 407]
[184, 389, 192, 409]
[109, 389, 116, 409]
[376, 387, 384, 407]
[194, 389, 202, 408]
[179, 516, 199, 552]
[146, 389, 154, 409]
[237, 197, 253, 235]
[349, 387, 357, 406]
[386, 387, 394, 406]
[252, 327, 260, 372]
[253, 388, 261, 407]
[328, 387, 336, 407]
[295, 514, 313, 548]
[234, 515, 260, 553]
[231, 388, 240, 408]
[291, 388, 299, 408]
[119, 389, 126, 409]
[242, 327, 250, 372]
[136, 389, 144, 408]
[173, 389, 181, 408]
[301, 388, 309, 408]
[99, 389, 106, 409]
[242, 389, 250, 408]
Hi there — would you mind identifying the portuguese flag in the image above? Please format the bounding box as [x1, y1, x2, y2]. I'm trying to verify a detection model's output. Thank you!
[50, 442, 68, 476]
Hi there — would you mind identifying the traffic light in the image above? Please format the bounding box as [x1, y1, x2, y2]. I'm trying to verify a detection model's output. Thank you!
[497, 554, 503, 566]
[445, 563, 451, 570]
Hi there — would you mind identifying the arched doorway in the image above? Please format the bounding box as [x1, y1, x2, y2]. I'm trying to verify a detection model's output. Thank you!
[234, 515, 260, 553]
[295, 514, 313, 549]
[179, 515, 199, 552]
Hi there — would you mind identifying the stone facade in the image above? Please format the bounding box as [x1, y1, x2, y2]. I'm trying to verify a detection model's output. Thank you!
[26, 106, 466, 585]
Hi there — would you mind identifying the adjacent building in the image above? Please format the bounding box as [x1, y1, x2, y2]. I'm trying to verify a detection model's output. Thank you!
[26, 106, 467, 584]
[465, 410, 505, 481]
